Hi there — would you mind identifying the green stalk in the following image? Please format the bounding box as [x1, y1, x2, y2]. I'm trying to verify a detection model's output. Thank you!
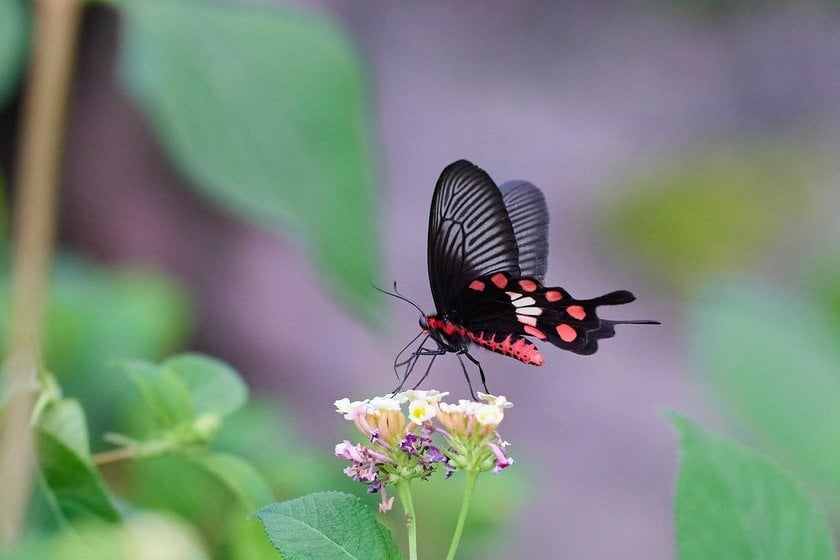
[445, 470, 479, 560]
[396, 480, 418, 560]
[0, 0, 83, 547]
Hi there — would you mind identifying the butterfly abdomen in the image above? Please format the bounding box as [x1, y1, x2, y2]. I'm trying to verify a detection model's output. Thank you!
[466, 330, 545, 366]
[425, 315, 546, 366]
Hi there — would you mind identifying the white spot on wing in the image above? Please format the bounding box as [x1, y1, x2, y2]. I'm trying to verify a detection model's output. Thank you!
[517, 306, 543, 316]
[512, 297, 536, 308]
[517, 314, 537, 326]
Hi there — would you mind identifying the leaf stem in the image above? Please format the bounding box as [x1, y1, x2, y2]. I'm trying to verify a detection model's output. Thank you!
[0, 0, 83, 547]
[445, 470, 479, 560]
[396, 480, 417, 560]
[92, 447, 137, 466]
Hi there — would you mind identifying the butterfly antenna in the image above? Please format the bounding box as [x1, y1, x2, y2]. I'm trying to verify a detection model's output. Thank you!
[371, 280, 426, 316]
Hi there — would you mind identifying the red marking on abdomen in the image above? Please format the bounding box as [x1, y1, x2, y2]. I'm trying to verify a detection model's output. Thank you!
[467, 330, 544, 366]
[556, 323, 577, 342]
[468, 279, 486, 292]
[566, 305, 586, 320]
[490, 273, 508, 289]
[545, 290, 563, 302]
[518, 279, 537, 292]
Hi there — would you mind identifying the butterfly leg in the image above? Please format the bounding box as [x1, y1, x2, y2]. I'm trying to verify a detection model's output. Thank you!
[393, 344, 444, 394]
[462, 351, 489, 394]
[410, 352, 439, 390]
[393, 332, 430, 382]
[455, 354, 479, 399]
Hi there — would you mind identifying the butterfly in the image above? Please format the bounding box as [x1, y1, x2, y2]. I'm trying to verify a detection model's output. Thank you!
[394, 159, 658, 394]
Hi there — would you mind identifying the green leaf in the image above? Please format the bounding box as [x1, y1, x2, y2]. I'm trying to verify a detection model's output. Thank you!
[45, 513, 207, 560]
[35, 399, 121, 524]
[122, 358, 195, 431]
[670, 413, 835, 560]
[161, 353, 247, 417]
[0, 254, 193, 443]
[254, 492, 403, 560]
[0, 0, 28, 108]
[117, 0, 380, 323]
[690, 282, 840, 492]
[602, 144, 819, 291]
[192, 452, 274, 512]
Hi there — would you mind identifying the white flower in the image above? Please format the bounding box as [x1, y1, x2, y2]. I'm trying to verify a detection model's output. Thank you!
[475, 403, 504, 427]
[476, 393, 513, 409]
[334, 398, 369, 419]
[400, 389, 450, 403]
[407, 399, 437, 424]
[368, 395, 402, 414]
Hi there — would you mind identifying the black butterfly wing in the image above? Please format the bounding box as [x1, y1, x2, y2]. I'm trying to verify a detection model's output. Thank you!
[500, 180, 549, 283]
[449, 272, 652, 359]
[427, 160, 520, 312]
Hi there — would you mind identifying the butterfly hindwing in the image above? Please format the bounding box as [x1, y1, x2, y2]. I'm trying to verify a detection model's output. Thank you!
[448, 271, 636, 360]
[499, 180, 549, 283]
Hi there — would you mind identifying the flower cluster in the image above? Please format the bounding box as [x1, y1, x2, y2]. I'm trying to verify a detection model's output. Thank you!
[334, 390, 514, 512]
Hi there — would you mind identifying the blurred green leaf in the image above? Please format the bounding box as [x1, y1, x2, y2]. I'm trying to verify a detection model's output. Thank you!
[122, 359, 195, 432]
[0, 253, 193, 444]
[690, 282, 840, 493]
[120, 353, 248, 448]
[0, 0, 28, 108]
[128, 453, 258, 555]
[35, 399, 120, 525]
[603, 145, 818, 291]
[806, 257, 840, 335]
[192, 452, 273, 512]
[46, 513, 207, 560]
[117, 0, 380, 324]
[670, 413, 835, 560]
[224, 515, 280, 560]
[255, 492, 403, 560]
[161, 353, 247, 418]
[214, 398, 346, 498]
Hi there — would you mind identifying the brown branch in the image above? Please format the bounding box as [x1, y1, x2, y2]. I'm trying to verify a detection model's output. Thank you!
[0, 0, 83, 547]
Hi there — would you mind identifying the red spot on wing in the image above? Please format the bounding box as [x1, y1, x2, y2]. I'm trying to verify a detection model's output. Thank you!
[545, 290, 563, 302]
[490, 273, 508, 289]
[524, 325, 547, 339]
[518, 279, 537, 292]
[468, 279, 486, 291]
[566, 305, 586, 320]
[556, 323, 577, 342]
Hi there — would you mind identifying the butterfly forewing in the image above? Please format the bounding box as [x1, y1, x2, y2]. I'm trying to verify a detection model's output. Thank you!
[427, 160, 520, 312]
[500, 180, 549, 283]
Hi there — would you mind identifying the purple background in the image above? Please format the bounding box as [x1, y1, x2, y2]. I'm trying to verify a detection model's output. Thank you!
[25, 2, 840, 557]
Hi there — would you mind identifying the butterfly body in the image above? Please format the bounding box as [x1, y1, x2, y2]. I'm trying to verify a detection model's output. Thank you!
[399, 159, 657, 392]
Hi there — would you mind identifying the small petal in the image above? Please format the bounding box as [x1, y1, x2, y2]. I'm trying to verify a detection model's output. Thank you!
[475, 404, 504, 427]
[334, 441, 364, 463]
[402, 389, 449, 403]
[487, 441, 515, 473]
[477, 392, 513, 409]
[408, 399, 437, 424]
[335, 398, 369, 420]
[369, 395, 402, 413]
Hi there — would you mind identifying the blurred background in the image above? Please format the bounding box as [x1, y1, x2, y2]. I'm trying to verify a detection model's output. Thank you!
[2, 1, 840, 558]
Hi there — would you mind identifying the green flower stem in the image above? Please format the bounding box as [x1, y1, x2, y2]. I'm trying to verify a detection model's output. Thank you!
[396, 480, 417, 560]
[445, 470, 479, 560]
